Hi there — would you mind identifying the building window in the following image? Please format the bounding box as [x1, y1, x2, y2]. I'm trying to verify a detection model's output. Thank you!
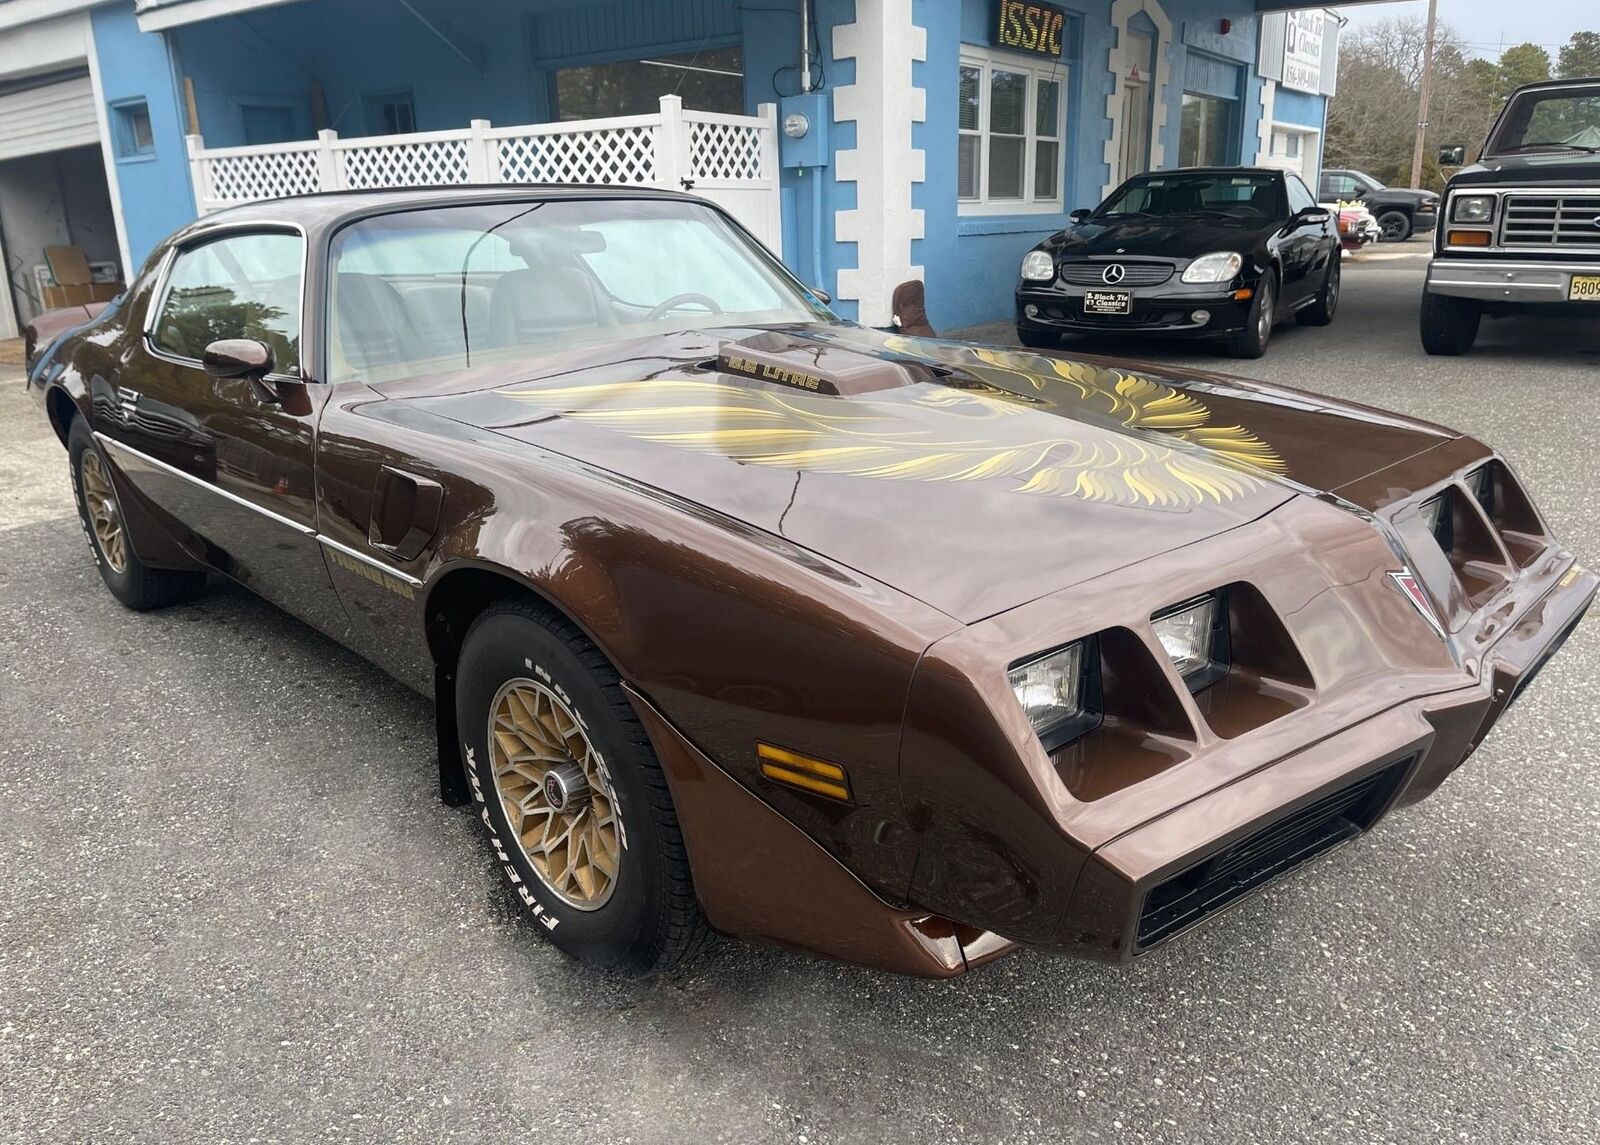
[1178, 93, 1235, 167]
[553, 45, 744, 120]
[364, 90, 417, 136]
[110, 99, 154, 160]
[958, 47, 1066, 214]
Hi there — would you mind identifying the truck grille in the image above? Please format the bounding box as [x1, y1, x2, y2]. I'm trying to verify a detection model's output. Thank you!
[1135, 756, 1414, 951]
[1500, 193, 1600, 248]
[1056, 261, 1174, 287]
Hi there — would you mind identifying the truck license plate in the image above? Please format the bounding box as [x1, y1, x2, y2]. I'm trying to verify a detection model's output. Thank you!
[1570, 275, 1600, 301]
[1083, 290, 1131, 315]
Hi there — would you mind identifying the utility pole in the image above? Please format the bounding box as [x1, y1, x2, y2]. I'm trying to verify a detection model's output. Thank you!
[1409, 0, 1439, 188]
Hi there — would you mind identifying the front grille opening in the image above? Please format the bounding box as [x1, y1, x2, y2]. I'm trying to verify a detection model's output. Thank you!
[1135, 756, 1414, 951]
[1193, 582, 1314, 740]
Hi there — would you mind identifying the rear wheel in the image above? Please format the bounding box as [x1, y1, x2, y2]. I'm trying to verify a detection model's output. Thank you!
[1225, 271, 1276, 359]
[1297, 256, 1340, 326]
[1016, 326, 1059, 349]
[455, 600, 707, 974]
[1377, 210, 1412, 242]
[1419, 289, 1481, 355]
[68, 418, 207, 610]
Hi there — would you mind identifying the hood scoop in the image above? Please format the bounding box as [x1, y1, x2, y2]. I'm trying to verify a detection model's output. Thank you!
[715, 330, 943, 397]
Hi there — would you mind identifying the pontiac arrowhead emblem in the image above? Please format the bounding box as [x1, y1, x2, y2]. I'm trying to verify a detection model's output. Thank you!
[1389, 568, 1446, 639]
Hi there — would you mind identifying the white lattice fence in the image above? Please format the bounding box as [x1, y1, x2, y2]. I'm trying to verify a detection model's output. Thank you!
[185, 97, 782, 255]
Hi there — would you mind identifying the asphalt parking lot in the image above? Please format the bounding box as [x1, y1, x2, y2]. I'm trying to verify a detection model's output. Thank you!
[3, 247, 1598, 1144]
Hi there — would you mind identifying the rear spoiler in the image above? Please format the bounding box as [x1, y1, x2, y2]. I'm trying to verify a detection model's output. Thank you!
[24, 301, 113, 374]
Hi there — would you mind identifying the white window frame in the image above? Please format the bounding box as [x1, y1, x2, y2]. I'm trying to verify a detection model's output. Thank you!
[958, 45, 1067, 217]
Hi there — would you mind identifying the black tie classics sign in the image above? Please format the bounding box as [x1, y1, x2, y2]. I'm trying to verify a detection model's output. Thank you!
[996, 0, 1066, 58]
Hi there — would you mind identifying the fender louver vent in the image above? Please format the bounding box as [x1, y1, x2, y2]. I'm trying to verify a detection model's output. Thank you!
[716, 331, 944, 396]
[1136, 756, 1414, 951]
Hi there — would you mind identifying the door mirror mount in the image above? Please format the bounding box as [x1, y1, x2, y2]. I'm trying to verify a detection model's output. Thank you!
[203, 339, 280, 403]
[1069, 208, 1092, 224]
[1438, 144, 1467, 167]
[808, 285, 832, 304]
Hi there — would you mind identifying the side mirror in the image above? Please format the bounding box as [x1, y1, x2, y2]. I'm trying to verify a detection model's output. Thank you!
[1298, 207, 1332, 225]
[203, 338, 280, 403]
[1069, 208, 1092, 224]
[808, 285, 832, 304]
[1438, 145, 1466, 166]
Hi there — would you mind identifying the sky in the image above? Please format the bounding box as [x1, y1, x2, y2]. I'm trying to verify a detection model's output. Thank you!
[1335, 1, 1595, 61]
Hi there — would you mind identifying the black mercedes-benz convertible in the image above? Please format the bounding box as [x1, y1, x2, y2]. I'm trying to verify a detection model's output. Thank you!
[1016, 167, 1341, 358]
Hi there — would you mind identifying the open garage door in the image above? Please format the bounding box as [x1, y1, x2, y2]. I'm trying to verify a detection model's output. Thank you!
[0, 72, 99, 163]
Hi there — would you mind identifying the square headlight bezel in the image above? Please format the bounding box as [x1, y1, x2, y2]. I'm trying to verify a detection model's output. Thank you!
[1007, 636, 1103, 753]
[1451, 194, 1496, 224]
[1150, 591, 1231, 694]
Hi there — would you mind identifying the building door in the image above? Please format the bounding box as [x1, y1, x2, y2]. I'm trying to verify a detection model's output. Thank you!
[1116, 28, 1155, 184]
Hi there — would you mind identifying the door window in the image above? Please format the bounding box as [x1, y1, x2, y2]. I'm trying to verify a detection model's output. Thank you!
[553, 45, 744, 119]
[152, 232, 303, 373]
[1178, 93, 1235, 167]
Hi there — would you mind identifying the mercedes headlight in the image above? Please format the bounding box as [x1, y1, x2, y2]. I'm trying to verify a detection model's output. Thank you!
[1451, 195, 1495, 224]
[1008, 642, 1086, 744]
[1180, 251, 1243, 284]
[1151, 594, 1226, 690]
[1021, 250, 1056, 283]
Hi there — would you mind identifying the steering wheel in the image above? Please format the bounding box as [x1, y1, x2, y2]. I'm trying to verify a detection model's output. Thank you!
[645, 293, 724, 322]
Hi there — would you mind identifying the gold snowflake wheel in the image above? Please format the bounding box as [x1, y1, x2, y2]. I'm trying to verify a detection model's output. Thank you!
[80, 449, 127, 573]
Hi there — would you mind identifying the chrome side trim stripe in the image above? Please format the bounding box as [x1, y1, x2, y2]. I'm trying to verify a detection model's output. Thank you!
[94, 432, 424, 589]
[317, 534, 423, 588]
[95, 432, 315, 536]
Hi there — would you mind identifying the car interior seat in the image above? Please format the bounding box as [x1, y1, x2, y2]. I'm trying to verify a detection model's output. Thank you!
[488, 266, 617, 347]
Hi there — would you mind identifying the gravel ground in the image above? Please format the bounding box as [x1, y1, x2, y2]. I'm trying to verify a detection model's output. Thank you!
[3, 249, 1598, 1143]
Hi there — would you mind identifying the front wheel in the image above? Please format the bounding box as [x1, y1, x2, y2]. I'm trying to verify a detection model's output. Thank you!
[455, 600, 707, 975]
[68, 417, 207, 610]
[1419, 289, 1481, 355]
[1377, 210, 1412, 242]
[1297, 256, 1340, 326]
[1225, 271, 1276, 359]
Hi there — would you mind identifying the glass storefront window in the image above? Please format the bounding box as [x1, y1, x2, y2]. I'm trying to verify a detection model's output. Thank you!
[957, 48, 1067, 214]
[554, 45, 744, 120]
[1179, 93, 1235, 168]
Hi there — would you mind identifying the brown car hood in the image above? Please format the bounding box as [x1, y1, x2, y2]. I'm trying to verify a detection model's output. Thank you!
[395, 325, 1456, 623]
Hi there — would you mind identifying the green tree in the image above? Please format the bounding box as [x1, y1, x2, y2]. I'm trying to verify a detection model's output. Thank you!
[1496, 43, 1552, 95]
[1557, 31, 1600, 79]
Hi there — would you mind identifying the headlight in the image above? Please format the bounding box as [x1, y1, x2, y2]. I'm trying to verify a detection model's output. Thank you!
[1008, 642, 1086, 744]
[1180, 251, 1243, 284]
[1151, 594, 1225, 690]
[1021, 250, 1055, 282]
[1451, 195, 1494, 223]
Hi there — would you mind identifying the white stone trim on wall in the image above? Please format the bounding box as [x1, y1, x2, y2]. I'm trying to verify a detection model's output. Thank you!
[1254, 77, 1276, 165]
[832, 0, 926, 327]
[83, 7, 133, 280]
[1102, 0, 1172, 198]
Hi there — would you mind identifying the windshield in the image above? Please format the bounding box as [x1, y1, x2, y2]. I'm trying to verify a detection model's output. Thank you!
[1095, 173, 1283, 220]
[326, 198, 831, 384]
[1485, 86, 1600, 155]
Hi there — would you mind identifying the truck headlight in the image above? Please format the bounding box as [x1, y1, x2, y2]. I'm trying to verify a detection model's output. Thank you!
[1151, 594, 1226, 690]
[1021, 250, 1055, 282]
[1008, 642, 1086, 744]
[1451, 195, 1495, 223]
[1180, 251, 1243, 284]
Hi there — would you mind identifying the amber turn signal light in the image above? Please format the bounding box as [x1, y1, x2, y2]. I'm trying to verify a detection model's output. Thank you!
[757, 743, 852, 802]
[1447, 230, 1491, 247]
[1232, 287, 1253, 300]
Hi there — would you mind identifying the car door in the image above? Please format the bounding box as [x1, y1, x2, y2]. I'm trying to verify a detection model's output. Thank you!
[95, 227, 349, 638]
[1278, 175, 1327, 306]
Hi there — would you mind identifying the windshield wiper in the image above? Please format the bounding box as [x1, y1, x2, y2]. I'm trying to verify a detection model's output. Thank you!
[1500, 141, 1600, 154]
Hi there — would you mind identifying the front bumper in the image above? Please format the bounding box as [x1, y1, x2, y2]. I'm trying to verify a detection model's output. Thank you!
[1016, 285, 1253, 339]
[1426, 257, 1600, 303]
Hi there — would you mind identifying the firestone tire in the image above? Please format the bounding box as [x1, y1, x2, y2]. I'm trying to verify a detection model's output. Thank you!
[1419, 289, 1481, 356]
[455, 600, 707, 975]
[67, 416, 207, 611]
[1297, 256, 1340, 327]
[1377, 210, 1412, 242]
[1016, 326, 1060, 349]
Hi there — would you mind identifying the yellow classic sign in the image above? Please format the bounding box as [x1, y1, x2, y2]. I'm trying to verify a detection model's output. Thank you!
[996, 0, 1066, 58]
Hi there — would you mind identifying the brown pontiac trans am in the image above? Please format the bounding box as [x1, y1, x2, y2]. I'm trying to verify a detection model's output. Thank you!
[25, 187, 1594, 976]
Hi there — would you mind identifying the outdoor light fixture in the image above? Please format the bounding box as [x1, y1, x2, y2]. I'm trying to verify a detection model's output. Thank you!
[783, 112, 810, 138]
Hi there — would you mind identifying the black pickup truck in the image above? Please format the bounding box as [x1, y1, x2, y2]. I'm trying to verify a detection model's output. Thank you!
[1318, 168, 1439, 241]
[1421, 77, 1600, 356]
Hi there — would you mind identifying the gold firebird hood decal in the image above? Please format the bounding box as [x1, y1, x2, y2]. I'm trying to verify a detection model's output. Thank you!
[500, 334, 1287, 508]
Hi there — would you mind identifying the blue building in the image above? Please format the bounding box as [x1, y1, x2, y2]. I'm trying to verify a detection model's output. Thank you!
[0, 0, 1363, 338]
